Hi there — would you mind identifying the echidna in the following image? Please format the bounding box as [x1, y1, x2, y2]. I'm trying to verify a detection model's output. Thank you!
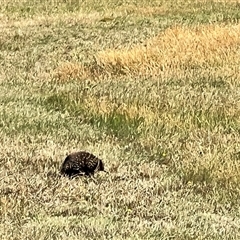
[60, 151, 106, 178]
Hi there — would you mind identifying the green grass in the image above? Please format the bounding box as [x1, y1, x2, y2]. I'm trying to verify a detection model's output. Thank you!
[1, 0, 240, 239]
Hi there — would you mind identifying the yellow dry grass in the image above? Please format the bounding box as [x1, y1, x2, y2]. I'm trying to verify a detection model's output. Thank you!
[198, 0, 240, 2]
[54, 62, 90, 81]
[55, 23, 240, 80]
[96, 24, 240, 75]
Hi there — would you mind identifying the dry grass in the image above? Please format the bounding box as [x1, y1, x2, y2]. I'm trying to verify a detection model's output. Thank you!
[55, 23, 240, 80]
[199, 0, 240, 2]
[0, 12, 102, 31]
[1, 0, 240, 239]
[96, 23, 240, 76]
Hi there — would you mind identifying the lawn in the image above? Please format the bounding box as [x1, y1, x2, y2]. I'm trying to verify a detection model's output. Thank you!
[1, 0, 240, 239]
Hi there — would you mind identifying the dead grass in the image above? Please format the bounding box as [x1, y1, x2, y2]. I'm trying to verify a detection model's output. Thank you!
[55, 23, 240, 81]
[96, 23, 240, 76]
[199, 0, 240, 2]
[1, 0, 240, 239]
[54, 62, 91, 81]
[0, 11, 120, 31]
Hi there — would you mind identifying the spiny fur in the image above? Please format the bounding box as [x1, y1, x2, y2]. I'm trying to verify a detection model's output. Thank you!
[60, 151, 105, 178]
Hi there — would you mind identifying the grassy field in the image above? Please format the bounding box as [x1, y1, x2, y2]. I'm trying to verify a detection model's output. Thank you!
[1, 0, 240, 239]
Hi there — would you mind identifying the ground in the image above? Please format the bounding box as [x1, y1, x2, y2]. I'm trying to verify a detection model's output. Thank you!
[0, 0, 240, 239]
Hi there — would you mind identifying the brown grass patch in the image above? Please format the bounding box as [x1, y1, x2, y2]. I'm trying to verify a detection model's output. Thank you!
[96, 24, 240, 76]
[198, 0, 240, 2]
[53, 62, 91, 81]
[54, 23, 240, 81]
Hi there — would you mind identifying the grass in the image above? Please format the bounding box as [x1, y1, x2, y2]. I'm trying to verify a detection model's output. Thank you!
[1, 0, 240, 239]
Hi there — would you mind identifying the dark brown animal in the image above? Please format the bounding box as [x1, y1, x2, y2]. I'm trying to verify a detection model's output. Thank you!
[60, 151, 106, 178]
